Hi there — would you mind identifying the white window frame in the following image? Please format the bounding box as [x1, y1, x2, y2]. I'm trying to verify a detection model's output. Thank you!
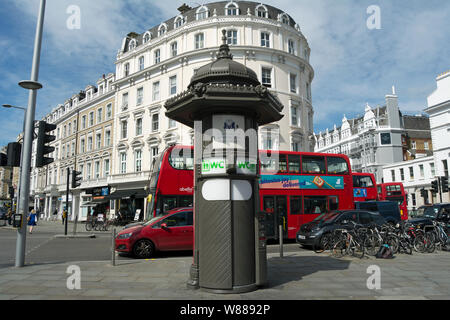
[152, 81, 160, 101]
[171, 41, 178, 57]
[226, 29, 238, 45]
[255, 4, 268, 18]
[261, 32, 270, 48]
[169, 75, 177, 96]
[121, 120, 128, 139]
[136, 87, 144, 105]
[139, 56, 145, 71]
[154, 49, 161, 64]
[195, 33, 204, 49]
[261, 67, 272, 88]
[120, 152, 127, 174]
[196, 6, 209, 20]
[225, 1, 239, 16]
[135, 149, 142, 172]
[136, 118, 143, 136]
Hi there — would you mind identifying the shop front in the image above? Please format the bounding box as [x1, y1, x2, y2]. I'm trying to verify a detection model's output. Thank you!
[108, 188, 148, 222]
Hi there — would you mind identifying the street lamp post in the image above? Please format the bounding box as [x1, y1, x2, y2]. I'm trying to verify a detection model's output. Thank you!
[15, 0, 46, 268]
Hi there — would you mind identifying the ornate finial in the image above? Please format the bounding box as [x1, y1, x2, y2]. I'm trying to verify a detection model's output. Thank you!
[217, 29, 232, 60]
[221, 29, 227, 45]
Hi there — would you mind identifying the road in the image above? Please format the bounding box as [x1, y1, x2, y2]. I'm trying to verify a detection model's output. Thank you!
[0, 220, 301, 267]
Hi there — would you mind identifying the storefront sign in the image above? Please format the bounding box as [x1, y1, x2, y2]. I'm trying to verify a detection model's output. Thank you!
[259, 175, 344, 190]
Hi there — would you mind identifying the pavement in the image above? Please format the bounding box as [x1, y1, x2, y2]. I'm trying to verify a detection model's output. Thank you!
[1, 247, 450, 300]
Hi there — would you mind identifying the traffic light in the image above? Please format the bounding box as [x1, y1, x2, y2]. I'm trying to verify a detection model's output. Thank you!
[442, 176, 449, 193]
[7, 142, 21, 167]
[35, 121, 56, 168]
[431, 180, 439, 194]
[420, 188, 427, 198]
[71, 170, 82, 189]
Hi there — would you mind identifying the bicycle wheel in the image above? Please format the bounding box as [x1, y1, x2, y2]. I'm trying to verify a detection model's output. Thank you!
[414, 234, 427, 253]
[351, 241, 365, 259]
[314, 233, 332, 253]
[331, 239, 347, 258]
[364, 234, 381, 256]
[85, 221, 93, 232]
[425, 232, 436, 253]
[385, 235, 399, 254]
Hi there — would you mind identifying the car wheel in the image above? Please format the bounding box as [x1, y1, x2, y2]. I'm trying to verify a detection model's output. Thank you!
[133, 239, 155, 259]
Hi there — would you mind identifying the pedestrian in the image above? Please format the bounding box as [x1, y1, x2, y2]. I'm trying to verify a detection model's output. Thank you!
[62, 209, 67, 225]
[27, 209, 37, 234]
[53, 209, 58, 221]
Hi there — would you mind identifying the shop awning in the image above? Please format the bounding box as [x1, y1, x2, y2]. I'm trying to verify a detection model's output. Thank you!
[106, 188, 148, 200]
[80, 197, 109, 207]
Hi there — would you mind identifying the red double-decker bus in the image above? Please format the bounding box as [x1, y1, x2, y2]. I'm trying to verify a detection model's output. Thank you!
[377, 183, 408, 220]
[147, 145, 354, 240]
[352, 172, 378, 202]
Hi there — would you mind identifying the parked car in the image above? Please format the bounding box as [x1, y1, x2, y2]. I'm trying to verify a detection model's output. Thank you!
[296, 210, 387, 248]
[115, 207, 193, 258]
[354, 201, 401, 224]
[409, 203, 450, 228]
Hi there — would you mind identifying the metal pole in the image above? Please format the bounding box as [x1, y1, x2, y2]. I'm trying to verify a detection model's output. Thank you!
[65, 168, 69, 235]
[438, 177, 443, 203]
[112, 228, 116, 266]
[15, 0, 46, 267]
[279, 224, 284, 258]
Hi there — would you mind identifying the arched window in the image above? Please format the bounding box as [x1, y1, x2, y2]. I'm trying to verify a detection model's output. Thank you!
[128, 39, 136, 51]
[174, 15, 184, 29]
[255, 4, 268, 18]
[196, 6, 209, 20]
[158, 23, 167, 36]
[225, 1, 239, 15]
[143, 32, 151, 43]
[279, 13, 290, 25]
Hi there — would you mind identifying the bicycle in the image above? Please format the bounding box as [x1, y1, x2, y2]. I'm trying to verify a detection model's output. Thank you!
[331, 224, 365, 259]
[425, 221, 449, 253]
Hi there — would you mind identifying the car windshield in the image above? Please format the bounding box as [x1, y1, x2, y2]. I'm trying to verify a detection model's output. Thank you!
[143, 215, 165, 226]
[313, 211, 341, 224]
[415, 206, 437, 218]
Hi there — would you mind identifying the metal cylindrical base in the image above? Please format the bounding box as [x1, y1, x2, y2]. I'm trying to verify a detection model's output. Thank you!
[201, 283, 258, 294]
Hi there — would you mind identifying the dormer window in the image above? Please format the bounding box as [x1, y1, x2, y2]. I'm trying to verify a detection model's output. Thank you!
[174, 16, 184, 28]
[158, 24, 167, 36]
[128, 39, 136, 51]
[256, 4, 268, 18]
[225, 2, 238, 15]
[143, 32, 151, 43]
[196, 6, 209, 20]
[280, 13, 290, 25]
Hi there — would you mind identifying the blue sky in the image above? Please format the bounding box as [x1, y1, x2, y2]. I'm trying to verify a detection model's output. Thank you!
[0, 0, 449, 147]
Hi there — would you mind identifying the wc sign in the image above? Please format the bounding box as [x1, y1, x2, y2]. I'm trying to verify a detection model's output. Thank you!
[202, 158, 226, 175]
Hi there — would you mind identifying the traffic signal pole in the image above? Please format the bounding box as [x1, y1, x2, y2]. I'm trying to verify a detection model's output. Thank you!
[438, 177, 442, 203]
[15, 0, 46, 267]
[65, 168, 70, 236]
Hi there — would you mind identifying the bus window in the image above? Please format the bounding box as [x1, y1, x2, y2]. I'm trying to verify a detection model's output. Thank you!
[304, 196, 327, 214]
[169, 148, 194, 170]
[263, 196, 275, 213]
[353, 175, 374, 187]
[260, 157, 278, 174]
[288, 155, 300, 173]
[290, 196, 302, 214]
[279, 154, 287, 173]
[179, 196, 193, 207]
[329, 196, 339, 211]
[327, 156, 349, 174]
[162, 196, 177, 212]
[302, 156, 326, 174]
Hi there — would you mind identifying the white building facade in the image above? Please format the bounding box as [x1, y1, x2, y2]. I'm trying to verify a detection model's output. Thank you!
[110, 1, 315, 219]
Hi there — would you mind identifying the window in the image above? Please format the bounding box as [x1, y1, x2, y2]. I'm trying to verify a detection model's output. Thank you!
[419, 164, 424, 178]
[135, 150, 142, 172]
[196, 6, 208, 20]
[71, 142, 75, 156]
[106, 104, 112, 119]
[329, 196, 339, 211]
[327, 157, 349, 174]
[151, 147, 159, 162]
[86, 163, 92, 180]
[171, 42, 178, 57]
[136, 118, 143, 136]
[412, 140, 416, 149]
[154, 49, 160, 64]
[391, 170, 396, 181]
[306, 83, 311, 101]
[424, 141, 429, 150]
[82, 115, 86, 129]
[161, 211, 192, 227]
[97, 108, 102, 124]
[290, 196, 302, 214]
[290, 74, 297, 93]
[89, 112, 94, 126]
[174, 16, 184, 28]
[169, 75, 177, 96]
[152, 81, 160, 101]
[409, 167, 414, 180]
[122, 93, 128, 110]
[152, 113, 159, 132]
[302, 156, 326, 174]
[278, 154, 287, 173]
[412, 193, 416, 206]
[227, 30, 237, 45]
[96, 133, 101, 149]
[430, 162, 435, 177]
[137, 87, 143, 105]
[120, 152, 127, 174]
[95, 161, 100, 179]
[291, 106, 299, 126]
[261, 32, 270, 47]
[256, 5, 267, 18]
[443, 160, 448, 177]
[139, 56, 145, 71]
[288, 155, 300, 173]
[169, 118, 177, 129]
[128, 40, 136, 51]
[68, 123, 72, 135]
[400, 168, 405, 181]
[168, 148, 194, 170]
[87, 136, 93, 151]
[380, 133, 391, 145]
[63, 125, 66, 137]
[104, 159, 110, 177]
[261, 68, 272, 88]
[281, 13, 289, 25]
[226, 3, 238, 15]
[304, 196, 327, 214]
[143, 32, 151, 43]
[105, 130, 111, 147]
[195, 33, 204, 49]
[121, 120, 127, 139]
[80, 138, 85, 153]
[288, 39, 295, 54]
[158, 25, 166, 36]
[352, 175, 374, 187]
[124, 63, 130, 77]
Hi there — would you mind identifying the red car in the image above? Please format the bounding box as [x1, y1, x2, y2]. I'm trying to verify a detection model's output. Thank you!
[115, 207, 193, 258]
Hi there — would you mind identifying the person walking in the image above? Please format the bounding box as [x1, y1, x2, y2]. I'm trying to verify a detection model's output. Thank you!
[27, 209, 37, 234]
[52, 209, 58, 221]
[62, 209, 67, 225]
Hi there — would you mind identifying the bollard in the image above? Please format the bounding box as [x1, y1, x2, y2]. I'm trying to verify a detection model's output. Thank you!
[111, 227, 116, 266]
[279, 224, 284, 258]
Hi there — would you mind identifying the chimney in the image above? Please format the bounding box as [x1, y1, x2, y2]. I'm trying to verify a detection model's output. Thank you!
[386, 86, 400, 129]
[178, 3, 192, 14]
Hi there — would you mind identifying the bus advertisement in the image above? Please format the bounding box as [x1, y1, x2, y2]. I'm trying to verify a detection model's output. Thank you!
[147, 145, 354, 240]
